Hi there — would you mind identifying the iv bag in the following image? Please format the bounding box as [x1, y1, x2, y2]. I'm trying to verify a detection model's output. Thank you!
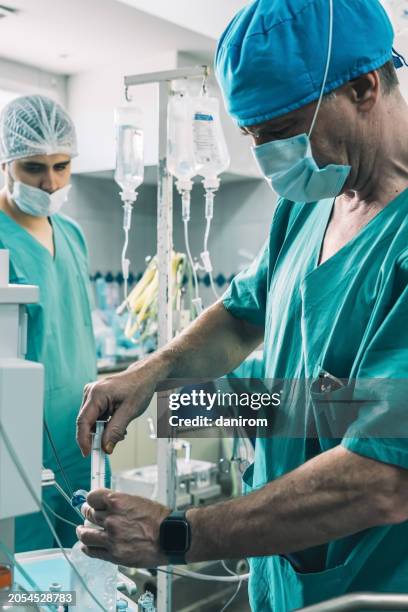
[114, 106, 144, 200]
[192, 95, 230, 183]
[167, 91, 197, 185]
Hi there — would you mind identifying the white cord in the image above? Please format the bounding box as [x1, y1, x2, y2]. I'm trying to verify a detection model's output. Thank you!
[209, 273, 220, 300]
[221, 560, 237, 576]
[183, 218, 200, 303]
[53, 481, 84, 522]
[122, 227, 130, 301]
[203, 214, 211, 253]
[167, 566, 249, 583]
[0, 422, 107, 612]
[202, 216, 220, 300]
[308, 0, 334, 137]
[42, 500, 80, 529]
[43, 419, 74, 498]
[121, 200, 134, 304]
[220, 579, 243, 612]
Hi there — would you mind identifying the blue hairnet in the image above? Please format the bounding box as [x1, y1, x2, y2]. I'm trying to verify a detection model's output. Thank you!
[215, 0, 394, 127]
[0, 94, 78, 162]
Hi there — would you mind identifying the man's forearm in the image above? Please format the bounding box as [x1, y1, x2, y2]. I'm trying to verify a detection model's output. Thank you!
[185, 446, 407, 562]
[149, 302, 263, 389]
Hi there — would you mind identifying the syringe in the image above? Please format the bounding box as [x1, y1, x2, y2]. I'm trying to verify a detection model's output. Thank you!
[91, 421, 106, 491]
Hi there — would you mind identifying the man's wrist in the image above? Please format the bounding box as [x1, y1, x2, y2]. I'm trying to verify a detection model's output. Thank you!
[154, 348, 175, 382]
[184, 505, 218, 563]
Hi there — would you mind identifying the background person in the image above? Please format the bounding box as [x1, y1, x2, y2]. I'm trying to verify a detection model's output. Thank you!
[0, 94, 99, 552]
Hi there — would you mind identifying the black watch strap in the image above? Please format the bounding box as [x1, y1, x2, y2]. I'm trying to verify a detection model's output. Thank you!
[159, 510, 191, 565]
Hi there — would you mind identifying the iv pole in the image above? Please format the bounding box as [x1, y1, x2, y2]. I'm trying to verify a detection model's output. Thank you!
[123, 65, 208, 612]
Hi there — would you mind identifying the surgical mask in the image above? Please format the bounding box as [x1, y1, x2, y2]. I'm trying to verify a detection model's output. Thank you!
[11, 181, 71, 217]
[252, 0, 351, 203]
[253, 134, 351, 203]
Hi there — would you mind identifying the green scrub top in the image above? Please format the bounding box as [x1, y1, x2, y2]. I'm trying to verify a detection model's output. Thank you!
[0, 211, 97, 551]
[223, 193, 408, 611]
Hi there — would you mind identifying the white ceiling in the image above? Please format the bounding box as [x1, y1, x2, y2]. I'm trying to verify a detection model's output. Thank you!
[116, 0, 248, 40]
[1, 1, 408, 78]
[0, 0, 217, 74]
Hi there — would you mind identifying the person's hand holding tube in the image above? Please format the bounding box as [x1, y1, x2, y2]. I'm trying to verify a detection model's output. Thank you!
[77, 489, 170, 567]
[76, 302, 263, 456]
[76, 357, 166, 456]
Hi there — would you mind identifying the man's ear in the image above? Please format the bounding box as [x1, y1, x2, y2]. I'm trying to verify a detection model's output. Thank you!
[347, 71, 380, 112]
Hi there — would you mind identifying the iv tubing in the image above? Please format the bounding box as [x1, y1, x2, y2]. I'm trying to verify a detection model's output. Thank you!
[121, 199, 135, 303]
[202, 189, 219, 300]
[156, 566, 249, 583]
[0, 422, 107, 612]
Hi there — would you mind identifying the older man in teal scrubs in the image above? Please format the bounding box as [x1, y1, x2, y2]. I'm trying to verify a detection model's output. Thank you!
[75, 1, 408, 610]
[0, 95, 98, 552]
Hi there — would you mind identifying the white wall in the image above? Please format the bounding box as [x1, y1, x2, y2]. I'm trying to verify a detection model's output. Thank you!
[67, 51, 178, 173]
[65, 175, 157, 275]
[0, 57, 67, 104]
[65, 173, 275, 298]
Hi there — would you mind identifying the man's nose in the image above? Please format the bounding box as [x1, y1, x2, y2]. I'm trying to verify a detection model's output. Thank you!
[40, 170, 60, 193]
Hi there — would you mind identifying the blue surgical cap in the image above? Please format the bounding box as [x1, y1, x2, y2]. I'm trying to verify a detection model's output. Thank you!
[215, 0, 394, 127]
[0, 94, 78, 163]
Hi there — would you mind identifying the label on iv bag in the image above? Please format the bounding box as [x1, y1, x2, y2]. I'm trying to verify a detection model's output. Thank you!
[193, 112, 222, 167]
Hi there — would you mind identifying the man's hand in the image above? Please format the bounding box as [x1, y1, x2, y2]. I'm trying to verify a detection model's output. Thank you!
[76, 303, 262, 457]
[76, 359, 164, 456]
[77, 489, 171, 567]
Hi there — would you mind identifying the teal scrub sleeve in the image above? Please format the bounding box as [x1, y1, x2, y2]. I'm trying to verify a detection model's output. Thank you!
[222, 239, 269, 327]
[342, 251, 408, 469]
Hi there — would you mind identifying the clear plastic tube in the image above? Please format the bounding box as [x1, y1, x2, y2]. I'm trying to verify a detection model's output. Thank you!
[121, 202, 133, 301]
[157, 566, 249, 583]
[201, 189, 219, 300]
[91, 421, 106, 491]
[0, 422, 107, 611]
[183, 217, 202, 315]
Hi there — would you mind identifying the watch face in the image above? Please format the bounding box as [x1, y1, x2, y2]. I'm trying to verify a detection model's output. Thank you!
[162, 519, 188, 553]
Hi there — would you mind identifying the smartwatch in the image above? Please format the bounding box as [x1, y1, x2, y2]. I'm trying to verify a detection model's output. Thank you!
[159, 510, 191, 565]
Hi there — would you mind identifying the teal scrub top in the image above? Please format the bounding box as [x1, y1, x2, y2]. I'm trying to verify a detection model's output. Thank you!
[0, 212, 97, 550]
[223, 194, 408, 611]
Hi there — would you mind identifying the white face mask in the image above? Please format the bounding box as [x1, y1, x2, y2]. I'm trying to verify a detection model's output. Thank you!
[10, 181, 71, 217]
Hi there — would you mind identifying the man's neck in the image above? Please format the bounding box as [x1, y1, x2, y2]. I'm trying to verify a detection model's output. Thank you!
[347, 96, 408, 209]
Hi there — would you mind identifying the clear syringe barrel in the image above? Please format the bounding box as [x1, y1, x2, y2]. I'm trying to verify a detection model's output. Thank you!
[91, 421, 106, 491]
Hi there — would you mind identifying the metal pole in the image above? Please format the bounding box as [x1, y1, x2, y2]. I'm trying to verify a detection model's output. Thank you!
[123, 64, 207, 612]
[156, 79, 176, 612]
[125, 66, 208, 88]
[296, 592, 408, 612]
